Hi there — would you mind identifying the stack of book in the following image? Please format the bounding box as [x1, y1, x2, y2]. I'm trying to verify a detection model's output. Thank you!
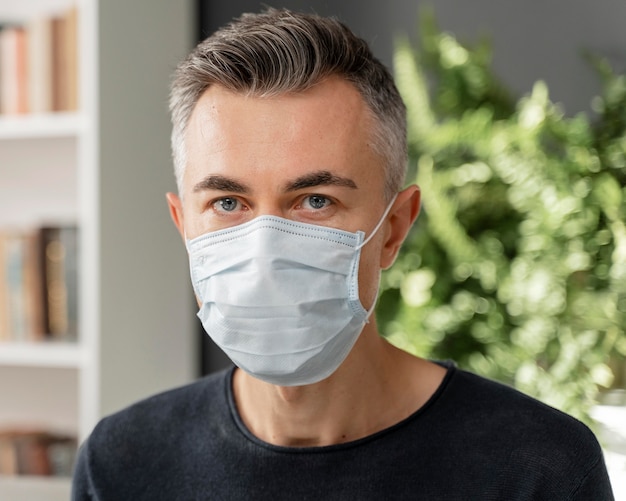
[0, 225, 78, 343]
[0, 5, 78, 116]
[0, 429, 77, 477]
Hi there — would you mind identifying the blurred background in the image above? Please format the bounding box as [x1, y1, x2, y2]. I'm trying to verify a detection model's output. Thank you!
[0, 0, 624, 499]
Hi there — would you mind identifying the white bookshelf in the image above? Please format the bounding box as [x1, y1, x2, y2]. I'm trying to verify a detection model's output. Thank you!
[0, 475, 72, 501]
[0, 341, 84, 368]
[0, 0, 196, 499]
[0, 113, 85, 139]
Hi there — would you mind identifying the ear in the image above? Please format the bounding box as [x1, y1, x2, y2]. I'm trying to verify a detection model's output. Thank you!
[166, 192, 186, 241]
[379, 185, 421, 269]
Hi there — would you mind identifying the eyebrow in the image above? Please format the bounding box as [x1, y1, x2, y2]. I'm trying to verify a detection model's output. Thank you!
[192, 170, 358, 195]
[285, 170, 358, 192]
[193, 175, 250, 194]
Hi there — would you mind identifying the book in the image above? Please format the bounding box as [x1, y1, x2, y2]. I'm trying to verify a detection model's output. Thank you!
[0, 235, 8, 341]
[26, 15, 54, 114]
[4, 233, 28, 341]
[64, 6, 79, 112]
[0, 434, 18, 475]
[0, 26, 29, 115]
[39, 226, 78, 341]
[23, 231, 45, 340]
[51, 7, 79, 113]
[0, 429, 77, 477]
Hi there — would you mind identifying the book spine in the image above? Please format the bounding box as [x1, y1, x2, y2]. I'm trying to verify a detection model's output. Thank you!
[0, 27, 21, 115]
[24, 231, 45, 340]
[27, 16, 53, 114]
[64, 6, 79, 112]
[40, 226, 78, 341]
[4, 234, 27, 341]
[0, 235, 9, 341]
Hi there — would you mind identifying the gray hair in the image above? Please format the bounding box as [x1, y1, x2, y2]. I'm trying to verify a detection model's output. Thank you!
[169, 8, 407, 200]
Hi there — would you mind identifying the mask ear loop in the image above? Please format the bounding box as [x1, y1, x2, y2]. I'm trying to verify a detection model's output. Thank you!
[355, 193, 399, 322]
[356, 193, 398, 250]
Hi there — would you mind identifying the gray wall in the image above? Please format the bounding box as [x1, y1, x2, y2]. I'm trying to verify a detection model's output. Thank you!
[200, 0, 626, 115]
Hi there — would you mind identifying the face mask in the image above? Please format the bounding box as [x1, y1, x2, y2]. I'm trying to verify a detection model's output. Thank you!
[186, 197, 396, 386]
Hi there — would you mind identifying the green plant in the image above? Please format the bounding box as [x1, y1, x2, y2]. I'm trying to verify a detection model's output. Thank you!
[378, 12, 626, 422]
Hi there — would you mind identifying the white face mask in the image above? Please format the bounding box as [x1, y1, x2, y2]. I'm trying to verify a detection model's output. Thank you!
[187, 198, 396, 386]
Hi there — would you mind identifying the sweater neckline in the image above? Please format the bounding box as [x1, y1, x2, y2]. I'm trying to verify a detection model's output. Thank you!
[224, 360, 457, 453]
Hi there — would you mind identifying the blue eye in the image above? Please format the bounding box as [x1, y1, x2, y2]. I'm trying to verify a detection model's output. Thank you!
[303, 195, 331, 210]
[214, 197, 239, 212]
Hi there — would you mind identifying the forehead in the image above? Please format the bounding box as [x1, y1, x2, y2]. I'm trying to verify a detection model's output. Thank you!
[182, 77, 384, 192]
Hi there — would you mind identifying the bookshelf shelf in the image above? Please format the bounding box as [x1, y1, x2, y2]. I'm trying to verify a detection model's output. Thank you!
[0, 0, 76, 23]
[0, 475, 71, 501]
[0, 341, 84, 368]
[0, 113, 85, 140]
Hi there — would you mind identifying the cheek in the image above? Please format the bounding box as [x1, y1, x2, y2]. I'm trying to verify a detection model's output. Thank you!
[181, 199, 213, 239]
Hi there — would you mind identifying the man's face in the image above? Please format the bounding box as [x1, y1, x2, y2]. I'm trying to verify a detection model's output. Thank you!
[168, 76, 400, 310]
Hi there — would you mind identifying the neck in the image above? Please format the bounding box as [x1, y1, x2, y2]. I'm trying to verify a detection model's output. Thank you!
[231, 323, 446, 447]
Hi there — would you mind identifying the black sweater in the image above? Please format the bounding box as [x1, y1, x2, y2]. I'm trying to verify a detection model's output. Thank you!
[72, 364, 614, 500]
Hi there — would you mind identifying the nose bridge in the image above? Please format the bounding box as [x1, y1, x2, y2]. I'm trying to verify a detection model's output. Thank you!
[255, 203, 285, 219]
[252, 187, 288, 219]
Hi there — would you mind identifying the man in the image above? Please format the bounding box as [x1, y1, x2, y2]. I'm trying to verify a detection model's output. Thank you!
[72, 8, 614, 500]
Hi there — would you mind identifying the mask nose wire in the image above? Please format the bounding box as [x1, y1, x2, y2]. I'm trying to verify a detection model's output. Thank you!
[355, 193, 399, 251]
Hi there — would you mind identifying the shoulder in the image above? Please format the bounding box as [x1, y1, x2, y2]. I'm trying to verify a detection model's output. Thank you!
[72, 370, 233, 499]
[446, 367, 589, 423]
[441, 366, 599, 445]
[430, 365, 610, 497]
[85, 368, 230, 456]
